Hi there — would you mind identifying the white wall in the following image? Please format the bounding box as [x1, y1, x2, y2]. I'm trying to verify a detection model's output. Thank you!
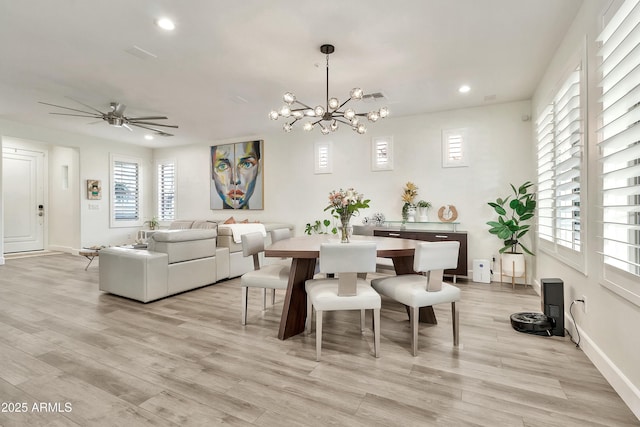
[532, 0, 640, 417]
[0, 135, 4, 264]
[49, 146, 80, 252]
[0, 119, 154, 252]
[154, 99, 535, 276]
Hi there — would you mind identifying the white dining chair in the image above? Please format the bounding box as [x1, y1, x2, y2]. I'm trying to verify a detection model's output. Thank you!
[371, 241, 460, 356]
[305, 242, 380, 361]
[265, 227, 293, 303]
[240, 232, 290, 325]
[270, 227, 291, 244]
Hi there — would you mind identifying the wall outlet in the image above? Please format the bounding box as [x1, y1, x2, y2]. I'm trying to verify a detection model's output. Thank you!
[580, 295, 587, 313]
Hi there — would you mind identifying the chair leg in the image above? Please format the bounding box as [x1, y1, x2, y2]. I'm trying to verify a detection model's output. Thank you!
[306, 296, 313, 333]
[241, 287, 248, 325]
[261, 288, 267, 310]
[373, 309, 380, 358]
[360, 309, 365, 332]
[452, 301, 459, 346]
[316, 310, 323, 361]
[410, 306, 419, 356]
[271, 289, 276, 305]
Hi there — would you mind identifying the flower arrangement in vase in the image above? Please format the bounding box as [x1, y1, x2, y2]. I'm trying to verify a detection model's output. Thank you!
[325, 188, 370, 242]
[401, 182, 419, 222]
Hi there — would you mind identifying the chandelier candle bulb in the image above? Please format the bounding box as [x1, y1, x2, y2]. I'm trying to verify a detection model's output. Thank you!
[269, 44, 388, 134]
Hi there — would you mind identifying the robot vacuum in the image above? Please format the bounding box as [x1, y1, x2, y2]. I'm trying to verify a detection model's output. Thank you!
[510, 312, 555, 336]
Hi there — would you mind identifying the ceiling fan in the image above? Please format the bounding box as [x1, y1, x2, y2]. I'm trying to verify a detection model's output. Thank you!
[39, 97, 178, 136]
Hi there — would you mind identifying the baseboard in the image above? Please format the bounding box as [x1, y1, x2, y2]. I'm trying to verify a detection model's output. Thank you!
[565, 315, 640, 420]
[48, 245, 74, 254]
[0, 256, 5, 265]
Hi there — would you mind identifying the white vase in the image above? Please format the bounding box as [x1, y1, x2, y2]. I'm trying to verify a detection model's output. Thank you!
[406, 206, 417, 222]
[417, 207, 429, 222]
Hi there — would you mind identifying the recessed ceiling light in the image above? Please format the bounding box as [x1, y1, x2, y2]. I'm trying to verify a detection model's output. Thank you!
[459, 85, 471, 93]
[156, 18, 175, 31]
[144, 134, 154, 140]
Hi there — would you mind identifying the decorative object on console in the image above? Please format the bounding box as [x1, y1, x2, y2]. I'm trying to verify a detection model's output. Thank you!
[210, 140, 263, 210]
[362, 212, 386, 226]
[438, 205, 458, 222]
[416, 200, 432, 222]
[269, 44, 388, 135]
[401, 182, 419, 222]
[325, 188, 370, 243]
[87, 179, 101, 200]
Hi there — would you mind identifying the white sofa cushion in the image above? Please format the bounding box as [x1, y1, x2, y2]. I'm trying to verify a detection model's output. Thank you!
[152, 229, 217, 242]
[149, 229, 217, 264]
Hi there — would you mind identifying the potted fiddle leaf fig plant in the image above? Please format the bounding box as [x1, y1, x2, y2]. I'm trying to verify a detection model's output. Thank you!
[487, 181, 536, 283]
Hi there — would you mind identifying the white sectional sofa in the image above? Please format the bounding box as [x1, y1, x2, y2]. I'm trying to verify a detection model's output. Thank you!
[98, 219, 294, 302]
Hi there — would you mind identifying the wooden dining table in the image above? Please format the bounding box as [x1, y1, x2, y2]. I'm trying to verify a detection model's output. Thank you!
[265, 234, 436, 340]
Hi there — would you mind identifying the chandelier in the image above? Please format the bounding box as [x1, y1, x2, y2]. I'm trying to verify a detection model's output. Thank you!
[269, 44, 389, 134]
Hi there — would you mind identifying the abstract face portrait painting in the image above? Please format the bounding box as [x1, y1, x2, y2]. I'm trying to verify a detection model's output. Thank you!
[210, 140, 264, 210]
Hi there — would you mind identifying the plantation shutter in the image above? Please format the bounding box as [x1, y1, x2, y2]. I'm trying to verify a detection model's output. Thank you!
[537, 104, 555, 243]
[375, 139, 390, 168]
[554, 69, 582, 251]
[113, 160, 139, 221]
[536, 67, 583, 251]
[157, 161, 176, 221]
[597, 0, 640, 277]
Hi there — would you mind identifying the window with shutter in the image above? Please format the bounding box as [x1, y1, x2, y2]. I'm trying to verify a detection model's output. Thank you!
[314, 141, 332, 174]
[371, 136, 393, 171]
[597, 0, 640, 301]
[442, 128, 468, 168]
[157, 160, 176, 221]
[535, 65, 584, 267]
[110, 154, 142, 227]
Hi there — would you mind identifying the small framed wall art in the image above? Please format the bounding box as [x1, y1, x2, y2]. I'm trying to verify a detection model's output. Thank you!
[87, 179, 102, 200]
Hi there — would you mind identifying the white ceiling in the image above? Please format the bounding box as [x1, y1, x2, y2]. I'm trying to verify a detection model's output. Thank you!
[0, 0, 583, 148]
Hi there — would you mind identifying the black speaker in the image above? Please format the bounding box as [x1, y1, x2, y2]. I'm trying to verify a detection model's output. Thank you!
[541, 278, 564, 336]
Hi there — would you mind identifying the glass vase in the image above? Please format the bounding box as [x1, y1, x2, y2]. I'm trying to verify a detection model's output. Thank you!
[340, 214, 352, 243]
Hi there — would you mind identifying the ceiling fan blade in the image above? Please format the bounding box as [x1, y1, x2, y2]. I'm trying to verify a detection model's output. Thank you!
[122, 123, 133, 132]
[39, 101, 102, 116]
[49, 112, 103, 118]
[127, 121, 178, 128]
[129, 123, 174, 136]
[64, 96, 106, 115]
[126, 116, 168, 121]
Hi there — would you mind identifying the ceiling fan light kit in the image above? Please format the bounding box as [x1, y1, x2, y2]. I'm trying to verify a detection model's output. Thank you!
[39, 98, 178, 137]
[269, 44, 388, 135]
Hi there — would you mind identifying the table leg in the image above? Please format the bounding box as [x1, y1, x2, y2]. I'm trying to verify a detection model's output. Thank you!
[278, 258, 317, 340]
[392, 255, 437, 325]
[80, 252, 98, 270]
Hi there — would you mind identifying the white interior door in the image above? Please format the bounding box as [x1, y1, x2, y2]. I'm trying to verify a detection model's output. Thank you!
[3, 148, 45, 253]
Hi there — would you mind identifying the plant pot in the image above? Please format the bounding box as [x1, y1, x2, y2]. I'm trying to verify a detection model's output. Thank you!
[417, 207, 429, 222]
[501, 253, 526, 288]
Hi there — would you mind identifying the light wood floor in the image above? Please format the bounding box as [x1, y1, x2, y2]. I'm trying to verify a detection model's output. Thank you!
[0, 254, 637, 426]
